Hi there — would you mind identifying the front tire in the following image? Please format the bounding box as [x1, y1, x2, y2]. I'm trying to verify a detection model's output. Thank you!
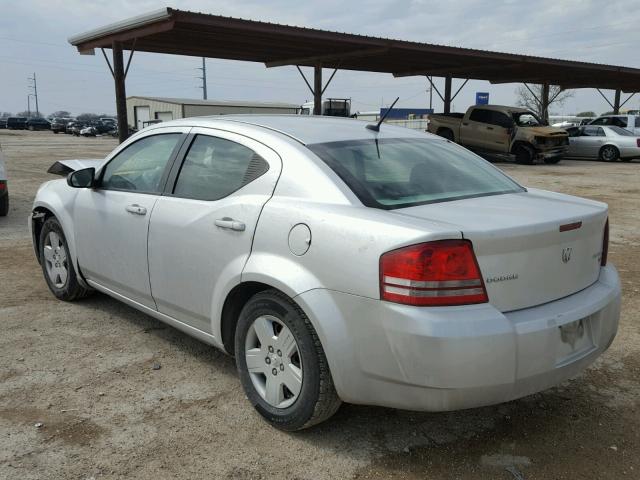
[514, 144, 535, 164]
[39, 217, 91, 301]
[437, 128, 455, 141]
[235, 290, 341, 431]
[599, 145, 620, 162]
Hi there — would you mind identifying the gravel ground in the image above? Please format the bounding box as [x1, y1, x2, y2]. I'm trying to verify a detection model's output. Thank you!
[1, 130, 639, 480]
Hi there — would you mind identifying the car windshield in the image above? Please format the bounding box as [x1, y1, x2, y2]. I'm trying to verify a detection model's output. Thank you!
[307, 138, 524, 209]
[608, 126, 634, 136]
[512, 112, 544, 127]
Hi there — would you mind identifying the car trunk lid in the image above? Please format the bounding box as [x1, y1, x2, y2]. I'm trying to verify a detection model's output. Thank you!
[393, 189, 607, 312]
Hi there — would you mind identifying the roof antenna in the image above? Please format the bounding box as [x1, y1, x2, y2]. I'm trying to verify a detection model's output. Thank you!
[366, 96, 400, 132]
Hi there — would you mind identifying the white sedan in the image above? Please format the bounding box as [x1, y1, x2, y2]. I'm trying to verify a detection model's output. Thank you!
[30, 116, 620, 430]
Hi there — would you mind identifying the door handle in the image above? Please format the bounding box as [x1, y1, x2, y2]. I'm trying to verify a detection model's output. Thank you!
[462, 122, 469, 126]
[215, 217, 246, 231]
[125, 204, 147, 215]
[486, 126, 494, 130]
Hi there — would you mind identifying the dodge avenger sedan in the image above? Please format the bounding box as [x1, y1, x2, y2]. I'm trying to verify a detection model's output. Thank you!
[30, 115, 621, 430]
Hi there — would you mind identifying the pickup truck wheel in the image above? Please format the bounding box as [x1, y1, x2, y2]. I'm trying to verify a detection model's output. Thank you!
[514, 144, 535, 165]
[599, 145, 619, 162]
[437, 128, 454, 141]
[235, 289, 341, 431]
[39, 217, 91, 301]
[543, 156, 562, 164]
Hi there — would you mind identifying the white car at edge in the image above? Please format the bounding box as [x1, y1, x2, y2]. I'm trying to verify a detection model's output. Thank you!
[30, 115, 621, 430]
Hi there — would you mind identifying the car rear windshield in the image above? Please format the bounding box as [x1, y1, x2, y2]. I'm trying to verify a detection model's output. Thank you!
[307, 138, 524, 209]
[608, 126, 634, 136]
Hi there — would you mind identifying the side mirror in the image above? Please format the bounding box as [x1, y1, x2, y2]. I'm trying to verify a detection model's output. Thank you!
[67, 167, 95, 188]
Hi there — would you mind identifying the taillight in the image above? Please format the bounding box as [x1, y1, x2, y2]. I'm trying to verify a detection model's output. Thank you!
[636, 139, 640, 148]
[0, 180, 6, 191]
[380, 240, 488, 306]
[601, 219, 609, 266]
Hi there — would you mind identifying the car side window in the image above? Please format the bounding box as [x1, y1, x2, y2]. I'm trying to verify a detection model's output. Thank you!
[583, 126, 604, 137]
[172, 135, 269, 201]
[101, 133, 183, 193]
[611, 117, 628, 127]
[590, 117, 607, 125]
[488, 111, 513, 128]
[635, 117, 640, 127]
[469, 109, 490, 123]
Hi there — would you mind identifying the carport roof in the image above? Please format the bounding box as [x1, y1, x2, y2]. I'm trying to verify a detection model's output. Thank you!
[69, 8, 640, 93]
[127, 96, 299, 108]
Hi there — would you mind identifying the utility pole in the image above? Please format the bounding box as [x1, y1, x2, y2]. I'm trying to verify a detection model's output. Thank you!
[28, 73, 39, 117]
[197, 57, 208, 100]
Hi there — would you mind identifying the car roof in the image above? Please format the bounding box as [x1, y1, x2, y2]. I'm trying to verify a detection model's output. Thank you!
[159, 115, 428, 145]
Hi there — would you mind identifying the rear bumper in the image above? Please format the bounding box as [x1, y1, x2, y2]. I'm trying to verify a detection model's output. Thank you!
[296, 264, 620, 411]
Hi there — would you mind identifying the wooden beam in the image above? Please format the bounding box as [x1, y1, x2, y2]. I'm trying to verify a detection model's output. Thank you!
[265, 47, 388, 68]
[314, 64, 322, 115]
[112, 41, 129, 143]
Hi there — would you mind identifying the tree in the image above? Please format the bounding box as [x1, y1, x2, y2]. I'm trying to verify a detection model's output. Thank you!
[576, 111, 596, 117]
[50, 110, 72, 119]
[0, 112, 12, 118]
[515, 84, 573, 120]
[76, 113, 101, 122]
[16, 110, 44, 118]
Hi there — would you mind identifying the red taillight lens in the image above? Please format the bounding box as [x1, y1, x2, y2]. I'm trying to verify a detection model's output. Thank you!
[637, 139, 640, 148]
[380, 240, 488, 306]
[0, 180, 6, 191]
[601, 219, 609, 266]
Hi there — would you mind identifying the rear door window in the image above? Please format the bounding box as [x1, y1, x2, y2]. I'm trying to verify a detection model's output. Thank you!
[172, 135, 268, 201]
[469, 109, 490, 123]
[308, 138, 524, 209]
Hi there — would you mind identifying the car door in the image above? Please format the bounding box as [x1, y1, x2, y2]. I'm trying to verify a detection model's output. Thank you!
[461, 108, 490, 149]
[484, 110, 512, 152]
[147, 128, 282, 334]
[566, 127, 583, 156]
[578, 126, 606, 157]
[74, 128, 189, 307]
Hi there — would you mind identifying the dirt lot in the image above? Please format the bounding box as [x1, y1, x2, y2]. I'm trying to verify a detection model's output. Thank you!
[1, 130, 639, 480]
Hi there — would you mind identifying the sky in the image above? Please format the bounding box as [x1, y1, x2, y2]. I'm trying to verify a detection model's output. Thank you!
[1, 0, 639, 117]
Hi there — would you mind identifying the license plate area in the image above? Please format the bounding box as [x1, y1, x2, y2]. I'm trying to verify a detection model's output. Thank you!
[555, 316, 595, 367]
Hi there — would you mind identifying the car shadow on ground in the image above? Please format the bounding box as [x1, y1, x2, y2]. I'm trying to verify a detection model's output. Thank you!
[75, 291, 638, 479]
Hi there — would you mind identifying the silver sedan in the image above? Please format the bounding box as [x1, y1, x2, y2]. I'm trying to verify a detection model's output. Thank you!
[30, 116, 620, 430]
[566, 125, 640, 161]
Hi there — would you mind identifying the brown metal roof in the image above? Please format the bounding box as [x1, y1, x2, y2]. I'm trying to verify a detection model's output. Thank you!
[69, 7, 640, 93]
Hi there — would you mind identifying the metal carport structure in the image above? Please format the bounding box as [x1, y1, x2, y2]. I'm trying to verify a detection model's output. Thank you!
[69, 7, 640, 142]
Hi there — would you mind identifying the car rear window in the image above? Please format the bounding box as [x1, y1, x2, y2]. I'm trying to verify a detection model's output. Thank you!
[307, 138, 524, 209]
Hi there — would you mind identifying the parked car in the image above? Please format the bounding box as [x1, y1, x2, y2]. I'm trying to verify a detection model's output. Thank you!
[589, 114, 640, 135]
[566, 125, 640, 161]
[0, 144, 8, 216]
[80, 125, 98, 137]
[66, 122, 86, 136]
[428, 105, 569, 164]
[51, 118, 73, 134]
[0, 118, 7, 129]
[26, 117, 51, 131]
[6, 117, 28, 130]
[30, 116, 620, 430]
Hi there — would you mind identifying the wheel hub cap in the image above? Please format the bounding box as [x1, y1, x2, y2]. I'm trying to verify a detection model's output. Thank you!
[245, 315, 303, 409]
[43, 231, 68, 288]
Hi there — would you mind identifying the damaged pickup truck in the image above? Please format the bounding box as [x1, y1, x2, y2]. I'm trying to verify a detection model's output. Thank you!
[427, 105, 569, 164]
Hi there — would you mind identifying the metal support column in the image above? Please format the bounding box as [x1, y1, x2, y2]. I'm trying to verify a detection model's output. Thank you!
[613, 89, 621, 114]
[541, 83, 550, 123]
[443, 75, 452, 113]
[313, 64, 322, 115]
[112, 41, 129, 143]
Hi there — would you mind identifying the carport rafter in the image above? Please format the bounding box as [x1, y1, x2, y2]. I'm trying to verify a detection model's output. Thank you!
[68, 7, 640, 142]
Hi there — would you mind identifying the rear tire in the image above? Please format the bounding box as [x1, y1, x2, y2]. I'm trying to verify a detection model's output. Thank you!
[39, 217, 91, 301]
[514, 144, 535, 165]
[599, 145, 620, 162]
[235, 289, 341, 431]
[437, 128, 455, 141]
[0, 194, 8, 216]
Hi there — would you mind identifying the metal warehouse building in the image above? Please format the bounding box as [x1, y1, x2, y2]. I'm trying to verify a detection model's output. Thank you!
[126, 96, 300, 130]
